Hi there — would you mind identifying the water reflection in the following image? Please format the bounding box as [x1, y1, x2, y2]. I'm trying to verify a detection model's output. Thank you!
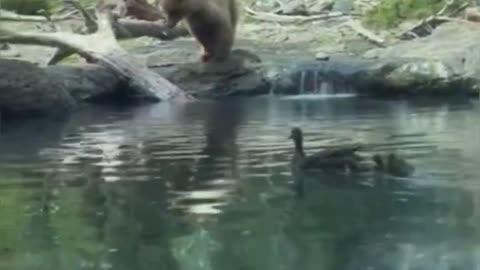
[0, 97, 479, 269]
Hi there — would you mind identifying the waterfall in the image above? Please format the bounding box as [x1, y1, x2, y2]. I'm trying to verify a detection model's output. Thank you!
[288, 70, 356, 99]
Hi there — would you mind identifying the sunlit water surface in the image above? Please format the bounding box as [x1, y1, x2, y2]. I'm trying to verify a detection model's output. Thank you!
[1, 96, 480, 270]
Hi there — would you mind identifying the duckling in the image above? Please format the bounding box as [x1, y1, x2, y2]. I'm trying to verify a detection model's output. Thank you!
[289, 127, 363, 172]
[372, 153, 414, 177]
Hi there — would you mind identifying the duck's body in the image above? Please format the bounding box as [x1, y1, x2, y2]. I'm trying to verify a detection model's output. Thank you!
[372, 153, 414, 177]
[289, 128, 363, 172]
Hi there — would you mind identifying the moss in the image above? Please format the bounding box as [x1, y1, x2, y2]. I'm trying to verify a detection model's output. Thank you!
[364, 0, 445, 29]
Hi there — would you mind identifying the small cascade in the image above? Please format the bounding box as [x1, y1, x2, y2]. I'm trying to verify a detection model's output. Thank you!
[290, 69, 357, 99]
[299, 71, 307, 94]
[312, 70, 318, 93]
[319, 81, 333, 95]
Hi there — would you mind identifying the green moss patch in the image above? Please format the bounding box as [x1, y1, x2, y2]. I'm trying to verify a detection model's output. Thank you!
[364, 0, 445, 29]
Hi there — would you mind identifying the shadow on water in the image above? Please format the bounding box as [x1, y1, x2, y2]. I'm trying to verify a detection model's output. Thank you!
[0, 97, 480, 269]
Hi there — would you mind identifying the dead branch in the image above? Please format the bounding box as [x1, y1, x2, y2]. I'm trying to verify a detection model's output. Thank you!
[244, 6, 354, 23]
[345, 20, 386, 47]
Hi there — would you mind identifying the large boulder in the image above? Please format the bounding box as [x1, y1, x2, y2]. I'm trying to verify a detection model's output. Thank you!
[0, 59, 124, 120]
[45, 64, 122, 102]
[359, 22, 480, 96]
[0, 59, 76, 119]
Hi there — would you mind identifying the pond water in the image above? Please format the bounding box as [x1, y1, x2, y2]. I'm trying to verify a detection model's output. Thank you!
[1, 96, 480, 270]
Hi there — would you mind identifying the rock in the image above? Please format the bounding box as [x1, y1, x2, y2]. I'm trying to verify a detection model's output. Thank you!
[45, 64, 122, 102]
[144, 34, 479, 97]
[153, 63, 270, 98]
[351, 58, 474, 96]
[249, 0, 280, 13]
[304, 0, 334, 14]
[281, 0, 307, 15]
[332, 0, 355, 12]
[465, 6, 480, 22]
[0, 43, 21, 58]
[361, 22, 480, 96]
[352, 0, 380, 14]
[0, 59, 76, 119]
[315, 52, 330, 61]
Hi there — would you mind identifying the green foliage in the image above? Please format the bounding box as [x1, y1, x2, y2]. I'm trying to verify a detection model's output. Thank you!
[364, 0, 445, 29]
[0, 0, 54, 15]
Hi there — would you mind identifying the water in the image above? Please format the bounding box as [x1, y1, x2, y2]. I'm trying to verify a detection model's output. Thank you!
[1, 97, 480, 270]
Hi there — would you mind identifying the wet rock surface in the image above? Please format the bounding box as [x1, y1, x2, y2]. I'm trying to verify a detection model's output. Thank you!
[45, 64, 122, 102]
[360, 22, 480, 97]
[0, 59, 76, 119]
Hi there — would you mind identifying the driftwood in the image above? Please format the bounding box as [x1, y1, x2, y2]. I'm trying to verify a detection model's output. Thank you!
[0, 5, 192, 102]
[244, 6, 355, 23]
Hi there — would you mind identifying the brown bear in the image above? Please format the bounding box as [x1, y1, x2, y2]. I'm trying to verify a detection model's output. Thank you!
[160, 0, 238, 63]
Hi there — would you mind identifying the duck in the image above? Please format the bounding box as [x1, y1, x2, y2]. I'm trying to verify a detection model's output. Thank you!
[289, 127, 364, 173]
[372, 153, 414, 177]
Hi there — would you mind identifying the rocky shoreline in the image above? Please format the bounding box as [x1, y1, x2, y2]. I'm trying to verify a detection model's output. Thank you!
[1, 22, 479, 120]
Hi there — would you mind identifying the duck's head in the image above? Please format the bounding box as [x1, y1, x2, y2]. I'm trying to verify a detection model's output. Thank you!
[289, 127, 303, 142]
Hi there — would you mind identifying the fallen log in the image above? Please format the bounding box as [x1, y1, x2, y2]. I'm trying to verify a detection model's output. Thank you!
[0, 7, 192, 102]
